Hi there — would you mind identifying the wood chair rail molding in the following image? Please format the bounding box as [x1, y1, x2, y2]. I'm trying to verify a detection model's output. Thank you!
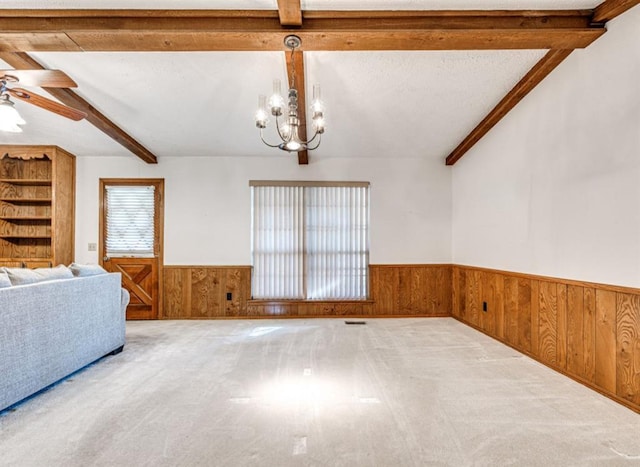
[454, 263, 640, 295]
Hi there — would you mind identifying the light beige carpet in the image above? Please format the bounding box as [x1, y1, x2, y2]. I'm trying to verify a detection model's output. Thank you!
[1, 318, 639, 466]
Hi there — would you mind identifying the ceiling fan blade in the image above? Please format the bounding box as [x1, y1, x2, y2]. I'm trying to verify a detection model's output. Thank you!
[0, 70, 78, 88]
[8, 88, 87, 121]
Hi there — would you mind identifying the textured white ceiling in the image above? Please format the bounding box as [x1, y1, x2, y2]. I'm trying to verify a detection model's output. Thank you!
[306, 50, 546, 159]
[0, 0, 600, 9]
[302, 0, 600, 10]
[0, 1, 601, 160]
[0, 0, 277, 9]
[0, 49, 545, 160]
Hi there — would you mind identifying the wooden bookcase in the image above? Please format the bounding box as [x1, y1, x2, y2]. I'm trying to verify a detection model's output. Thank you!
[0, 145, 75, 268]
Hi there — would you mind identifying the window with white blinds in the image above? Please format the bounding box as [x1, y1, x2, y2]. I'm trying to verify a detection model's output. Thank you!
[251, 182, 369, 300]
[105, 185, 156, 257]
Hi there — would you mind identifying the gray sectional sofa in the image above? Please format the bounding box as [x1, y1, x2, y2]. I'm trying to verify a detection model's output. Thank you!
[0, 266, 129, 412]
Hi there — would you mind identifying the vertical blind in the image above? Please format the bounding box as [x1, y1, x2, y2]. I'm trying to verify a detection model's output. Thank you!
[105, 185, 156, 257]
[252, 185, 305, 299]
[251, 182, 369, 300]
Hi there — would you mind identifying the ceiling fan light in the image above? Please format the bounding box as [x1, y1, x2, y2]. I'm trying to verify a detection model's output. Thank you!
[14, 110, 26, 126]
[0, 119, 23, 133]
[0, 97, 26, 130]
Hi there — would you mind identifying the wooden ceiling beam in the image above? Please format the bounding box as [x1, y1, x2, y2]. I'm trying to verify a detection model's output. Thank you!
[0, 51, 158, 164]
[285, 48, 308, 165]
[445, 49, 573, 166]
[278, 0, 306, 164]
[443, 1, 639, 165]
[0, 9, 605, 52]
[0, 30, 604, 53]
[0, 8, 594, 22]
[277, 0, 303, 27]
[592, 0, 640, 23]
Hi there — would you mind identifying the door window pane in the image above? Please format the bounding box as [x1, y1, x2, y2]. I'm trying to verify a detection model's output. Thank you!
[105, 185, 155, 257]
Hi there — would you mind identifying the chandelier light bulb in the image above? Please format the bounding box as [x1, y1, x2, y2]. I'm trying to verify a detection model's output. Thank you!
[313, 116, 326, 134]
[255, 95, 268, 128]
[280, 121, 292, 140]
[311, 84, 324, 113]
[269, 79, 284, 116]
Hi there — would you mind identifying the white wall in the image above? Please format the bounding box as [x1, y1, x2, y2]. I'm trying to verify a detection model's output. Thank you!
[75, 155, 451, 265]
[452, 7, 640, 287]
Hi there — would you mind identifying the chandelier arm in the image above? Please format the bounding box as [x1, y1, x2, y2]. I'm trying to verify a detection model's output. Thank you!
[306, 134, 322, 151]
[259, 129, 283, 148]
[300, 129, 320, 146]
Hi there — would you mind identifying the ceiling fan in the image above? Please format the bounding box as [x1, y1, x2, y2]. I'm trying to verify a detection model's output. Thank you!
[0, 69, 87, 132]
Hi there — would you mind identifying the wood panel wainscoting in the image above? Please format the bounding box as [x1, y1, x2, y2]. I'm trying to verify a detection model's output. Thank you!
[162, 264, 452, 319]
[369, 264, 451, 316]
[163, 266, 252, 319]
[452, 265, 640, 414]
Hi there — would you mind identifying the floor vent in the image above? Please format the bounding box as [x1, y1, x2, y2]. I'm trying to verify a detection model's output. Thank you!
[345, 320, 366, 325]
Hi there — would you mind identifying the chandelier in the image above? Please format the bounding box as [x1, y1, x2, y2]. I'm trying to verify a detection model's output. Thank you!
[255, 35, 325, 152]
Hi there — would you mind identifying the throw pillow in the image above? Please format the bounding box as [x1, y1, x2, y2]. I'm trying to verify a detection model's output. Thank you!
[69, 263, 108, 277]
[35, 265, 74, 281]
[5, 267, 40, 285]
[0, 269, 12, 288]
[5, 265, 74, 286]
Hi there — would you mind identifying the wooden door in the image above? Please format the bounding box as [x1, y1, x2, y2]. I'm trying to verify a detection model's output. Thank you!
[104, 257, 159, 320]
[99, 179, 164, 320]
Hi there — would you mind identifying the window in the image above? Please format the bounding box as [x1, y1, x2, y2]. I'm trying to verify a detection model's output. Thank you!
[251, 181, 369, 300]
[105, 185, 156, 257]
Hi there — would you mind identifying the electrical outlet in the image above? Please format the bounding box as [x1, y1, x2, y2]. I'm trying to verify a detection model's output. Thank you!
[226, 292, 232, 301]
[482, 301, 488, 312]
[88, 243, 97, 252]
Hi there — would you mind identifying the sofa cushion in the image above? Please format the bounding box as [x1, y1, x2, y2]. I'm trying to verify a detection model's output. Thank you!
[0, 270, 11, 289]
[5, 265, 74, 286]
[69, 263, 108, 277]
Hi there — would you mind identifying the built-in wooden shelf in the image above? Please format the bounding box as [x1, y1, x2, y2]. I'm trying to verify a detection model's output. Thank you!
[0, 235, 52, 239]
[0, 178, 52, 186]
[0, 258, 52, 268]
[0, 145, 75, 268]
[0, 216, 52, 221]
[0, 198, 52, 203]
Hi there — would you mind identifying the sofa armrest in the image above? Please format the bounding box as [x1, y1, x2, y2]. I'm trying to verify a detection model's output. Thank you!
[121, 288, 130, 315]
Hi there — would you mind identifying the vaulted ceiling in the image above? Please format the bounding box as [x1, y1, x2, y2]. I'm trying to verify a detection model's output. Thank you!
[0, 0, 637, 165]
